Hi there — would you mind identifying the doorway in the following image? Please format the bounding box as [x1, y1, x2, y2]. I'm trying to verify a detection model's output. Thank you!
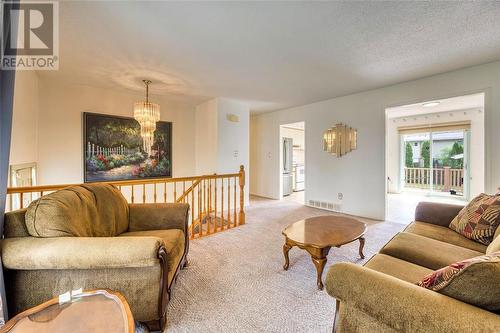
[280, 122, 305, 204]
[400, 128, 469, 198]
[385, 92, 485, 223]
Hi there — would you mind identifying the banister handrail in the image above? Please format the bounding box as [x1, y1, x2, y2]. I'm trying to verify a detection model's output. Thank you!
[176, 178, 203, 203]
[6, 166, 246, 239]
[6, 171, 241, 194]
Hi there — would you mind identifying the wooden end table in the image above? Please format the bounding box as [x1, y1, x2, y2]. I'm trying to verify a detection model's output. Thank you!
[282, 215, 367, 290]
[0, 289, 143, 333]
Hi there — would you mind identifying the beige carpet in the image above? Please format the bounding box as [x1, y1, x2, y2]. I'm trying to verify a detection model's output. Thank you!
[166, 197, 406, 332]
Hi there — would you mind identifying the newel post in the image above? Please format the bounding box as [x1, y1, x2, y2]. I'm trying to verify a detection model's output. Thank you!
[238, 165, 245, 225]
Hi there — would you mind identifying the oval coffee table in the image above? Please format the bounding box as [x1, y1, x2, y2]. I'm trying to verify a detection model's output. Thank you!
[1, 289, 142, 333]
[282, 215, 367, 290]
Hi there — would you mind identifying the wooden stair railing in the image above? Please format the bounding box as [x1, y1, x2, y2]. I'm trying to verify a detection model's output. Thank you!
[6, 166, 246, 239]
[176, 178, 202, 204]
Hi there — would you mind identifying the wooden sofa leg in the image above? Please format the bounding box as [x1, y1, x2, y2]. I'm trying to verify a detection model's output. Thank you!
[182, 257, 189, 269]
[333, 299, 340, 333]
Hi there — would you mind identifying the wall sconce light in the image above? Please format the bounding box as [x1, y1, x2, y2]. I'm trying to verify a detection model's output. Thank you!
[323, 123, 357, 157]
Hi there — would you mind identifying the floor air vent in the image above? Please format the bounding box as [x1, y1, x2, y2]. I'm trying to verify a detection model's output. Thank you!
[307, 200, 340, 212]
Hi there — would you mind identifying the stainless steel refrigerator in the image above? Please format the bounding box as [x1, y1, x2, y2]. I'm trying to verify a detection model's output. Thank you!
[282, 137, 293, 196]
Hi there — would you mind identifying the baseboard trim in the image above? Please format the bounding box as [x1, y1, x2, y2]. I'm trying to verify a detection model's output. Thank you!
[249, 193, 279, 200]
[304, 203, 383, 222]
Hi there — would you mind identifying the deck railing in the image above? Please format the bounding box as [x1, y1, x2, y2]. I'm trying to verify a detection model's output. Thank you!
[6, 166, 246, 239]
[404, 167, 463, 192]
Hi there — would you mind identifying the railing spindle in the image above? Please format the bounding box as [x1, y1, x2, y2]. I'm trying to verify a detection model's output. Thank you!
[221, 178, 225, 231]
[214, 178, 218, 233]
[131, 185, 135, 203]
[204, 179, 209, 235]
[209, 179, 213, 233]
[154, 183, 157, 203]
[198, 181, 202, 238]
[227, 177, 231, 228]
[191, 181, 195, 239]
[239, 165, 245, 225]
[233, 176, 237, 227]
[164, 182, 167, 203]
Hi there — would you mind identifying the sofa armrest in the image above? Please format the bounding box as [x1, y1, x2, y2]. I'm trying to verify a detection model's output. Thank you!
[326, 263, 500, 333]
[128, 203, 189, 233]
[1, 236, 165, 270]
[414, 201, 464, 227]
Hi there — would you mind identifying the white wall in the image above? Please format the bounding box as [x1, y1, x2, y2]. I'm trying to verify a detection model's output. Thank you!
[217, 99, 249, 176]
[386, 108, 485, 197]
[32, 78, 196, 184]
[194, 98, 250, 204]
[250, 61, 500, 220]
[9, 71, 39, 167]
[11, 77, 251, 206]
[195, 99, 218, 175]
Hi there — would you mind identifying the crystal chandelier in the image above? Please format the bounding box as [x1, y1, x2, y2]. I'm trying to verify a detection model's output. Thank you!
[134, 80, 160, 156]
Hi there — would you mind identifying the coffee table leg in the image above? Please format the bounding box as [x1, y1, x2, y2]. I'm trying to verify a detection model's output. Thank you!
[312, 256, 327, 290]
[283, 241, 292, 270]
[358, 237, 365, 259]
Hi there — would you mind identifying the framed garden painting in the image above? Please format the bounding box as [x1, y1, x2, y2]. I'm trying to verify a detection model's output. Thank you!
[83, 112, 172, 182]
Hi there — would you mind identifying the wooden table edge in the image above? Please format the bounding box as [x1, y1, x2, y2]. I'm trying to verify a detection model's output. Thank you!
[0, 289, 135, 333]
[281, 224, 367, 250]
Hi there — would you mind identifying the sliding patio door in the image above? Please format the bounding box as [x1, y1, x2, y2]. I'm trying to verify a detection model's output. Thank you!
[399, 122, 470, 199]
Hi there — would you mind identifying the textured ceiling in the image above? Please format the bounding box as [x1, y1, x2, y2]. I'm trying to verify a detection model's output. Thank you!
[39, 1, 500, 112]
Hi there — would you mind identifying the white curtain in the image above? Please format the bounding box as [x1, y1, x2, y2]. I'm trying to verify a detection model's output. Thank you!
[0, 1, 18, 323]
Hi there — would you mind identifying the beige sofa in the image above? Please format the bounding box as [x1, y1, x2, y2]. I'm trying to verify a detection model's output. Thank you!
[1, 183, 189, 331]
[326, 202, 500, 333]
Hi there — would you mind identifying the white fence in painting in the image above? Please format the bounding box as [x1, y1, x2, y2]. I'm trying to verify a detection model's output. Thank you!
[87, 142, 140, 157]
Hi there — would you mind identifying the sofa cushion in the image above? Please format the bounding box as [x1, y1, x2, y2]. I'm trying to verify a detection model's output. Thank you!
[1, 236, 164, 270]
[449, 193, 500, 245]
[486, 232, 500, 254]
[25, 183, 129, 237]
[405, 221, 486, 253]
[364, 254, 433, 283]
[380, 232, 483, 270]
[417, 251, 500, 311]
[4, 209, 29, 238]
[120, 229, 185, 285]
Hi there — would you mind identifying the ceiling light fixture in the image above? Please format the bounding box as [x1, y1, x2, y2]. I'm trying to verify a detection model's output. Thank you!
[134, 80, 160, 156]
[422, 101, 440, 108]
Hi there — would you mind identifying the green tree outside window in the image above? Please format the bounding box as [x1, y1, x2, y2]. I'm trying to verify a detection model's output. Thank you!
[405, 142, 413, 168]
[421, 141, 430, 168]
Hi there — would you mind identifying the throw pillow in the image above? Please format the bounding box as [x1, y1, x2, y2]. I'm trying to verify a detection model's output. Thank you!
[417, 251, 500, 311]
[449, 193, 500, 245]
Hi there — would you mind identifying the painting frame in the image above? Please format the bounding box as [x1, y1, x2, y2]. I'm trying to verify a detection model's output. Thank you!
[83, 112, 172, 183]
